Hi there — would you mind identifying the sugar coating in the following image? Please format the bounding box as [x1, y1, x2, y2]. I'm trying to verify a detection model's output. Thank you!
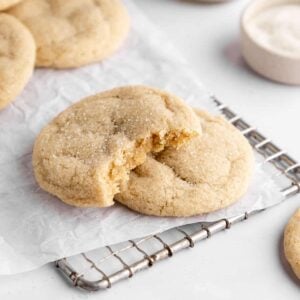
[0, 0, 21, 10]
[32, 85, 202, 208]
[116, 110, 254, 217]
[8, 0, 130, 68]
[0, 13, 35, 109]
[284, 208, 300, 279]
[246, 5, 300, 58]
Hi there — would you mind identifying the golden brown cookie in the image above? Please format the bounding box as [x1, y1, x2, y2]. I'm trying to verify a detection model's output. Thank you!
[0, 0, 21, 11]
[284, 208, 300, 279]
[116, 110, 254, 217]
[0, 13, 35, 109]
[8, 0, 130, 68]
[33, 86, 202, 208]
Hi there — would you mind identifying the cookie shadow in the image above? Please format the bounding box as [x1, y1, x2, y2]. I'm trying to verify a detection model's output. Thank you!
[278, 231, 300, 287]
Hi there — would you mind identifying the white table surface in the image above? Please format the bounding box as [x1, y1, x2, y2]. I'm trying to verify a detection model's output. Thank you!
[1, 0, 299, 299]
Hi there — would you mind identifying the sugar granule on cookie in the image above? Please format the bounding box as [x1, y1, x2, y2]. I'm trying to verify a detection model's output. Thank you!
[8, 0, 130, 68]
[284, 208, 300, 280]
[32, 86, 202, 208]
[116, 110, 254, 217]
[0, 13, 35, 109]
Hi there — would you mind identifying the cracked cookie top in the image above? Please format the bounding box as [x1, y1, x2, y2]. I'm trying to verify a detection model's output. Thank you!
[0, 0, 22, 10]
[8, 0, 130, 68]
[32, 85, 202, 208]
[0, 13, 35, 109]
[284, 208, 300, 279]
[116, 110, 254, 217]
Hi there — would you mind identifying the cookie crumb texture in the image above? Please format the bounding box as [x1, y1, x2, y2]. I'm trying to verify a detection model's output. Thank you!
[0, 13, 35, 109]
[116, 110, 254, 217]
[284, 208, 300, 279]
[8, 0, 130, 68]
[33, 86, 202, 208]
[0, 0, 21, 10]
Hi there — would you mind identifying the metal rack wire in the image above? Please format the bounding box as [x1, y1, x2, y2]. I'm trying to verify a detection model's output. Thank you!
[56, 97, 300, 292]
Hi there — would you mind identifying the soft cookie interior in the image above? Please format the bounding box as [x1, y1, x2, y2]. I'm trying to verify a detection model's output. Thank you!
[104, 129, 197, 206]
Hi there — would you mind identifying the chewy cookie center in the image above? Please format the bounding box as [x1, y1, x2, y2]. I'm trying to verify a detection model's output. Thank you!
[107, 129, 197, 198]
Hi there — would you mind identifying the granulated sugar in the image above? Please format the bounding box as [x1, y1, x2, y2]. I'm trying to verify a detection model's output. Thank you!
[246, 4, 300, 58]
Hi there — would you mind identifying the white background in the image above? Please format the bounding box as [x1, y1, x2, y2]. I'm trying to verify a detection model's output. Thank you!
[0, 0, 299, 299]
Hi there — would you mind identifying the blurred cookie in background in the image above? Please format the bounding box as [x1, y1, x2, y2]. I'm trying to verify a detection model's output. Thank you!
[0, 13, 35, 110]
[284, 208, 300, 280]
[8, 0, 130, 68]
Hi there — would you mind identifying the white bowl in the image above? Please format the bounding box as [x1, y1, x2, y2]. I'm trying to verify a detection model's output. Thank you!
[241, 0, 300, 85]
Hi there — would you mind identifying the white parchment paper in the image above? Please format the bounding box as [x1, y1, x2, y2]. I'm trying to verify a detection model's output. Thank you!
[0, 1, 284, 275]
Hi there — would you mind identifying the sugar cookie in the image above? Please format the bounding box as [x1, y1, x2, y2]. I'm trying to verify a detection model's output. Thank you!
[284, 208, 300, 279]
[116, 110, 254, 217]
[0, 13, 35, 109]
[33, 86, 202, 208]
[0, 0, 21, 11]
[9, 0, 130, 68]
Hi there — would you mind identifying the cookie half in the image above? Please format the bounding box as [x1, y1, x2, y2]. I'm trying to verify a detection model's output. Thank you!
[0, 0, 21, 10]
[116, 110, 254, 217]
[284, 208, 300, 279]
[33, 86, 202, 208]
[0, 13, 35, 109]
[8, 0, 130, 68]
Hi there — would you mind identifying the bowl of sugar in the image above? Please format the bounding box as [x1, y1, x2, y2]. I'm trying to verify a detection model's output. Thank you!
[241, 0, 300, 85]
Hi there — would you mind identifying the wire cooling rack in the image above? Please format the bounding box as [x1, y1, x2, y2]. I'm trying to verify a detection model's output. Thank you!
[56, 97, 300, 292]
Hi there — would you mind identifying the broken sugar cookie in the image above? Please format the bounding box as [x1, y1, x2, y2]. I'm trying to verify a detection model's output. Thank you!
[8, 0, 130, 68]
[284, 208, 300, 280]
[116, 110, 254, 217]
[32, 86, 202, 208]
[0, 13, 35, 109]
